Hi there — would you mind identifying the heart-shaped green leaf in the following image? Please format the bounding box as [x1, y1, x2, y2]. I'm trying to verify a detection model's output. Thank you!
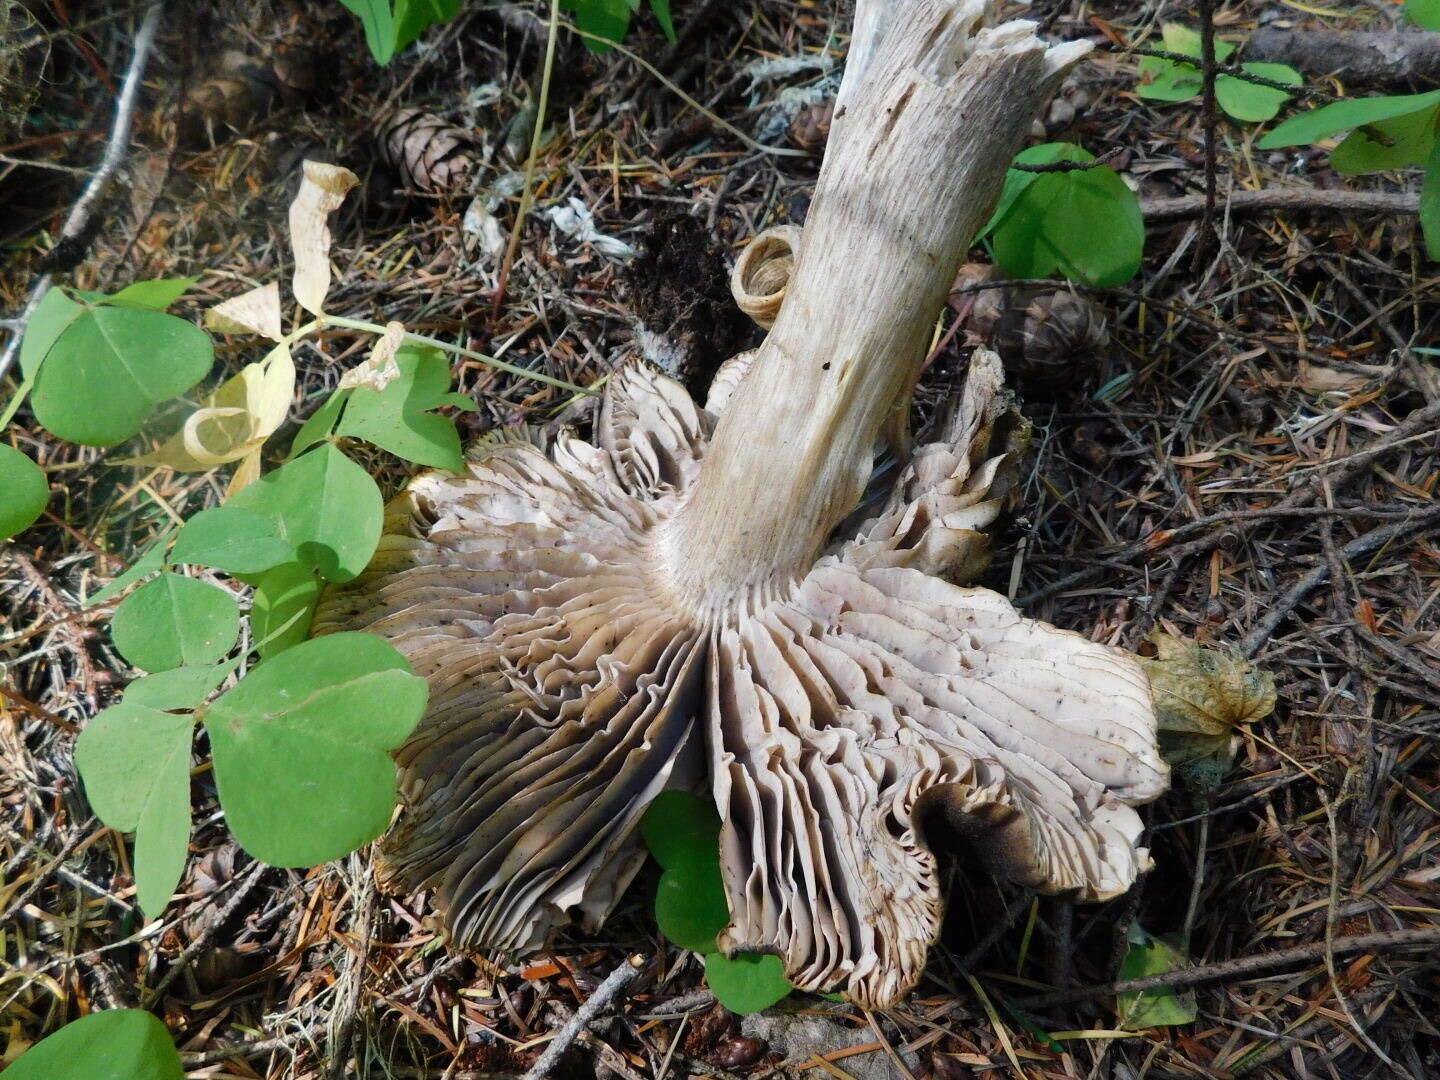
[1215, 63, 1301, 123]
[171, 505, 295, 575]
[335, 344, 475, 471]
[1116, 927, 1198, 1029]
[111, 572, 240, 672]
[204, 633, 426, 866]
[988, 143, 1144, 287]
[656, 858, 730, 953]
[74, 702, 194, 917]
[704, 953, 792, 1015]
[124, 663, 236, 711]
[228, 445, 383, 582]
[247, 561, 324, 658]
[1408, 0, 1440, 30]
[564, 0, 633, 51]
[640, 790, 723, 871]
[89, 278, 197, 311]
[4, 1010, 184, 1080]
[21, 296, 213, 446]
[0, 444, 49, 540]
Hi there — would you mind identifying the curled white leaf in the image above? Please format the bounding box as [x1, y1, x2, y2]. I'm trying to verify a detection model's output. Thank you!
[289, 161, 360, 316]
[205, 282, 283, 342]
[338, 321, 406, 392]
[125, 343, 296, 471]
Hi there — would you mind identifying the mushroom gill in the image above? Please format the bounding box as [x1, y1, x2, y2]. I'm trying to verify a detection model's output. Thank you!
[313, 0, 1168, 1009]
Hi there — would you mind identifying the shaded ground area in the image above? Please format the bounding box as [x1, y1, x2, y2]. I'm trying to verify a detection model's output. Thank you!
[2, 0, 1438, 1077]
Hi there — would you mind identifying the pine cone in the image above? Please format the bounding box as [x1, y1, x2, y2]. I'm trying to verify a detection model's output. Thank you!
[379, 108, 478, 194]
[956, 264, 1108, 394]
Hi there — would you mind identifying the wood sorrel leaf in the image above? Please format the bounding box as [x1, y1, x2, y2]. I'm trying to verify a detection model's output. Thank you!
[1116, 927, 1197, 1029]
[171, 505, 294, 575]
[336, 343, 476, 471]
[228, 444, 383, 582]
[1215, 63, 1301, 124]
[84, 532, 173, 608]
[988, 143, 1144, 287]
[110, 572, 240, 672]
[1259, 89, 1440, 149]
[4, 1010, 184, 1080]
[204, 633, 426, 867]
[703, 953, 793, 1015]
[74, 702, 193, 917]
[0, 444, 49, 540]
[247, 561, 324, 658]
[21, 297, 213, 446]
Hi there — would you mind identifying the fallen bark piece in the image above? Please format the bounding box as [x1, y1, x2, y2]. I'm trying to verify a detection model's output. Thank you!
[1245, 27, 1440, 87]
[313, 0, 1166, 1009]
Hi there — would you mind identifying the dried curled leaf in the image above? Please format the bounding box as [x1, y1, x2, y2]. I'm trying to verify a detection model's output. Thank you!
[339, 322, 406, 391]
[1141, 630, 1276, 771]
[290, 161, 359, 316]
[205, 282, 283, 342]
[126, 343, 295, 472]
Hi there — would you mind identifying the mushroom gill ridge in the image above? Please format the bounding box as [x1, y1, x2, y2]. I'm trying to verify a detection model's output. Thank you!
[312, 354, 1167, 1007]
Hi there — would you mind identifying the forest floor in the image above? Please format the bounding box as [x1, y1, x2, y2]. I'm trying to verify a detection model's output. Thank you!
[2, 0, 1439, 1078]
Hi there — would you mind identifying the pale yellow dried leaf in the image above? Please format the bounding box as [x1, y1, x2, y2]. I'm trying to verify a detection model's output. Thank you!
[289, 161, 359, 316]
[226, 449, 263, 497]
[338, 321, 406, 391]
[1142, 631, 1276, 738]
[205, 282, 283, 341]
[124, 343, 296, 471]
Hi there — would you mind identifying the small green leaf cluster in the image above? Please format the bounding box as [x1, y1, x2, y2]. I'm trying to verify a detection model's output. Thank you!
[339, 0, 462, 66]
[1137, 24, 1301, 123]
[564, 0, 676, 52]
[1260, 89, 1440, 258]
[1115, 925, 1197, 1029]
[639, 792, 793, 1015]
[980, 143, 1145, 287]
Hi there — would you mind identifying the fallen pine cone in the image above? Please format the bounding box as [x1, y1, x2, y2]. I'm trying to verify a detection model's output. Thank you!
[954, 263, 1108, 394]
[180, 47, 319, 146]
[379, 108, 478, 194]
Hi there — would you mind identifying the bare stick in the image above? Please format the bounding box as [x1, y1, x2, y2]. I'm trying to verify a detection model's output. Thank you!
[1013, 927, 1440, 1011]
[0, 1, 163, 383]
[1142, 187, 1419, 223]
[141, 859, 266, 1007]
[521, 955, 646, 1080]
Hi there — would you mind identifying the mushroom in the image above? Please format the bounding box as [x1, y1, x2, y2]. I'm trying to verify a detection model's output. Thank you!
[313, 0, 1167, 1008]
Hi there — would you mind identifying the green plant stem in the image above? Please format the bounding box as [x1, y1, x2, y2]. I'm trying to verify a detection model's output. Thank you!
[0, 369, 38, 430]
[492, 0, 562, 318]
[317, 314, 588, 393]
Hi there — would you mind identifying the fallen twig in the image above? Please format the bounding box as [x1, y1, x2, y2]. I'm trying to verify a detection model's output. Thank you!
[521, 954, 646, 1080]
[1245, 27, 1440, 87]
[1013, 927, 1440, 1010]
[0, 1, 163, 384]
[141, 859, 267, 1007]
[1142, 187, 1419, 223]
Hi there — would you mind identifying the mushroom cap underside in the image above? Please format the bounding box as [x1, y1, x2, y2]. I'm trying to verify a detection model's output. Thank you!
[312, 358, 1167, 1007]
